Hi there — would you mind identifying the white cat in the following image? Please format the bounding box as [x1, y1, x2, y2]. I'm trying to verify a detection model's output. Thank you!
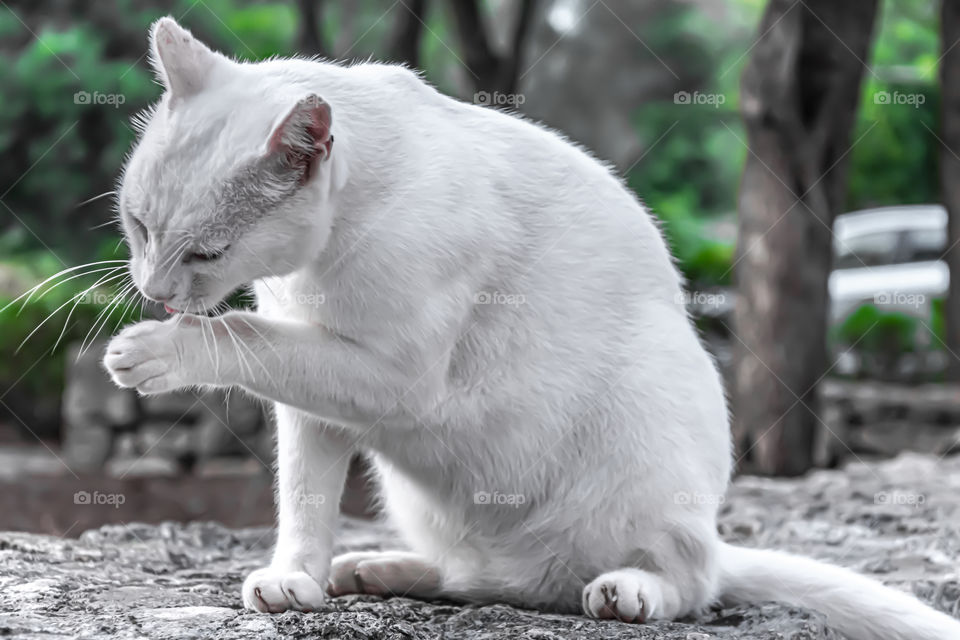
[103, 18, 960, 640]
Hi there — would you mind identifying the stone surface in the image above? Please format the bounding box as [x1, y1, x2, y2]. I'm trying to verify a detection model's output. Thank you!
[3, 453, 960, 638]
[0, 519, 838, 640]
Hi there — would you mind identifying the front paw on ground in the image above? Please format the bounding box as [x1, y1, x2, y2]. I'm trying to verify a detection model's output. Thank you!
[242, 567, 326, 613]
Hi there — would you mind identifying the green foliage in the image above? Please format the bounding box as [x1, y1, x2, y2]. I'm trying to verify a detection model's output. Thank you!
[844, 0, 939, 209]
[834, 304, 920, 355]
[0, 256, 138, 400]
[831, 298, 952, 380]
[637, 187, 735, 286]
[930, 297, 947, 347]
[217, 3, 298, 59]
[847, 81, 939, 210]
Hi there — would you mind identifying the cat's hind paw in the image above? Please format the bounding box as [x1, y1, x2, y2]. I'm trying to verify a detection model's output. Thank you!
[242, 567, 326, 613]
[582, 569, 662, 623]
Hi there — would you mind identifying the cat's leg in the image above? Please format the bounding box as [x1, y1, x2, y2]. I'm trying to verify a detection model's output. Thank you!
[242, 404, 354, 613]
[327, 550, 441, 599]
[103, 312, 443, 425]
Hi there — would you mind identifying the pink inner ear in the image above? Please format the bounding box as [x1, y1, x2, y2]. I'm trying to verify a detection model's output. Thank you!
[268, 100, 333, 185]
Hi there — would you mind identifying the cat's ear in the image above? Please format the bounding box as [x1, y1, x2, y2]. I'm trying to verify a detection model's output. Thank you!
[265, 95, 334, 185]
[148, 17, 221, 101]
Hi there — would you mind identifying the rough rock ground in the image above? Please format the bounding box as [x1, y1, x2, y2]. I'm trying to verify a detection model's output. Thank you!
[3, 453, 960, 639]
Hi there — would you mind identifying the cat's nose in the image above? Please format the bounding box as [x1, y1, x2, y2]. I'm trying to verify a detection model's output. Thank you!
[141, 286, 174, 305]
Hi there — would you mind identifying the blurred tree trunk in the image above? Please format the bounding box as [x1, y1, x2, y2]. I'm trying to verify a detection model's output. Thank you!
[449, 0, 535, 95]
[733, 0, 878, 475]
[387, 0, 427, 68]
[296, 0, 329, 57]
[941, 1, 960, 380]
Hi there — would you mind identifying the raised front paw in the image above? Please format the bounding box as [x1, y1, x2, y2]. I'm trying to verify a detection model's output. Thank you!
[103, 320, 193, 394]
[242, 567, 326, 613]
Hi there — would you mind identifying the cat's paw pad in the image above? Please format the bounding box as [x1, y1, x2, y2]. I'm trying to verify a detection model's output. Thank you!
[103, 320, 186, 394]
[242, 567, 326, 613]
[327, 551, 440, 598]
[327, 552, 366, 596]
[582, 569, 660, 623]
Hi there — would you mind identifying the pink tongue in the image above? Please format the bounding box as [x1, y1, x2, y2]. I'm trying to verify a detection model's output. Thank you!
[164, 304, 179, 314]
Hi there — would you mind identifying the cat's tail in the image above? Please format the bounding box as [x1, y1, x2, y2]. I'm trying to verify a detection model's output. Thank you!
[716, 541, 960, 640]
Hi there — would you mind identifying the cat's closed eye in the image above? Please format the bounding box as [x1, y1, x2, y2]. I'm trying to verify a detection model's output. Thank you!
[130, 215, 148, 244]
[185, 245, 231, 264]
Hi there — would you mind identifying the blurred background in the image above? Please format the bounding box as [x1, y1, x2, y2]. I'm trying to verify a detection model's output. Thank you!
[0, 0, 954, 535]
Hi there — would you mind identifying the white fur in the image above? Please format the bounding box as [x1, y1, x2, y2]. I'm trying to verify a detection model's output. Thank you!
[103, 18, 960, 639]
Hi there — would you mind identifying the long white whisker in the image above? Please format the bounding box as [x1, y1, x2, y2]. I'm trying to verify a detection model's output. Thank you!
[29, 265, 127, 310]
[112, 283, 141, 334]
[78, 280, 137, 356]
[101, 282, 135, 339]
[75, 190, 117, 209]
[52, 272, 130, 353]
[159, 239, 190, 268]
[17, 271, 130, 354]
[197, 302, 219, 377]
[222, 317, 262, 380]
[236, 315, 281, 364]
[211, 300, 252, 380]
[160, 239, 191, 276]
[1, 260, 129, 315]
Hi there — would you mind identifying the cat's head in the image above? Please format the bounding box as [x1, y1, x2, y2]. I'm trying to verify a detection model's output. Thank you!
[118, 18, 341, 313]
